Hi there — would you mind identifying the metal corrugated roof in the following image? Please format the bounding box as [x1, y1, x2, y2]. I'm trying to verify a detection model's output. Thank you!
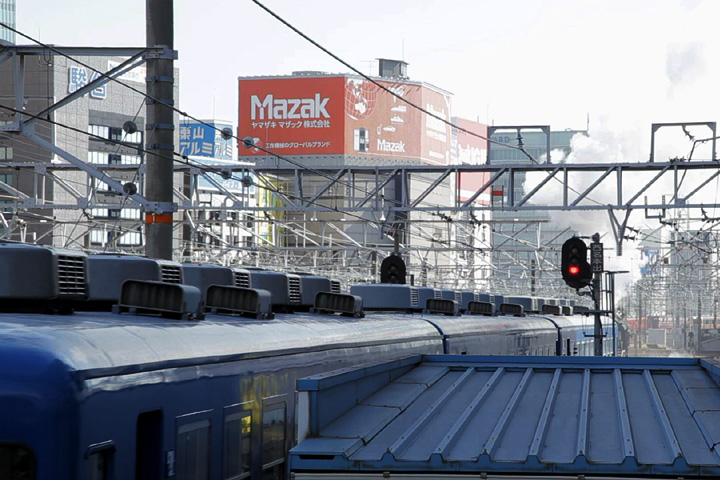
[291, 355, 720, 478]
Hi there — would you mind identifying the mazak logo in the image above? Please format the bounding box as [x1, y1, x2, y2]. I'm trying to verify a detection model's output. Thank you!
[377, 139, 406, 153]
[250, 93, 330, 120]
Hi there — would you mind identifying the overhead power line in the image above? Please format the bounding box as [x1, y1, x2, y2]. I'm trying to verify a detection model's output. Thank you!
[248, 0, 537, 162]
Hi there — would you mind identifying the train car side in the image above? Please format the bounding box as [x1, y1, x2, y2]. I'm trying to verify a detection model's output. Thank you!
[0, 312, 443, 480]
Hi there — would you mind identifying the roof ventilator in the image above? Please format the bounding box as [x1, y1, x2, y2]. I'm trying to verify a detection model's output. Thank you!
[499, 303, 525, 316]
[312, 292, 364, 318]
[350, 284, 420, 312]
[541, 304, 562, 315]
[250, 271, 302, 312]
[0, 243, 88, 313]
[205, 285, 274, 319]
[157, 260, 183, 284]
[181, 263, 234, 302]
[330, 280, 341, 294]
[505, 296, 537, 314]
[467, 301, 494, 316]
[288, 275, 302, 304]
[83, 254, 165, 311]
[562, 306, 573, 315]
[113, 280, 204, 320]
[425, 298, 460, 316]
[294, 273, 336, 311]
[233, 269, 252, 288]
[458, 291, 479, 313]
[574, 305, 590, 315]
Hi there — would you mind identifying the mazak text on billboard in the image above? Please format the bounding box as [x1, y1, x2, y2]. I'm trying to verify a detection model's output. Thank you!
[377, 139, 406, 153]
[250, 93, 330, 120]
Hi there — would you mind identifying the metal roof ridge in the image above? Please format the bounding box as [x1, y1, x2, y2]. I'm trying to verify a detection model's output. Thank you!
[613, 369, 635, 459]
[388, 367, 475, 459]
[642, 369, 683, 460]
[483, 368, 534, 458]
[435, 367, 504, 459]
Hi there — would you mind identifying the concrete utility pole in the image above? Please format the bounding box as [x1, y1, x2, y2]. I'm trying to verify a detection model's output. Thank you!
[145, 0, 175, 259]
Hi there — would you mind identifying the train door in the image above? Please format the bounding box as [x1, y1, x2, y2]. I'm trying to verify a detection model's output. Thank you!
[174, 410, 213, 480]
[223, 402, 252, 480]
[136, 410, 163, 480]
[261, 398, 287, 480]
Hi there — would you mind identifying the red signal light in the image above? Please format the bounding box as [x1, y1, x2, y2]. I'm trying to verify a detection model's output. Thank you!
[569, 265, 580, 275]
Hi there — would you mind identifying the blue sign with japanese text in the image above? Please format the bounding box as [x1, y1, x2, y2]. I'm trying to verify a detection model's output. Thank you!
[68, 66, 107, 99]
[179, 122, 234, 159]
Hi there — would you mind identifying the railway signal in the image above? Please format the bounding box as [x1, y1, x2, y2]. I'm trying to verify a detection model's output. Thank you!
[561, 237, 592, 289]
[380, 255, 406, 284]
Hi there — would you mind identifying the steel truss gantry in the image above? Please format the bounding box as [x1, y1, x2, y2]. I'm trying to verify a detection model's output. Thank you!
[14, 160, 720, 211]
[3, 159, 720, 254]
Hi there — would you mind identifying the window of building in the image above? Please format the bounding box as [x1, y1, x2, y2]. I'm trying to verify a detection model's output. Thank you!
[0, 146, 13, 160]
[87, 151, 108, 164]
[120, 208, 141, 220]
[109, 127, 124, 142]
[108, 154, 122, 165]
[176, 419, 211, 480]
[0, 444, 36, 480]
[224, 406, 252, 480]
[89, 124, 142, 145]
[95, 180, 111, 192]
[88, 124, 109, 140]
[261, 402, 286, 480]
[118, 231, 142, 246]
[90, 208, 109, 219]
[90, 229, 107, 246]
[121, 154, 141, 165]
[124, 130, 142, 144]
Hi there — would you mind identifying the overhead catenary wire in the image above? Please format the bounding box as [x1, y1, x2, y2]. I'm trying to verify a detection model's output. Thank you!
[0, 19, 486, 225]
[0, 103, 485, 257]
[3, 19, 607, 220]
[0, 20, 604, 287]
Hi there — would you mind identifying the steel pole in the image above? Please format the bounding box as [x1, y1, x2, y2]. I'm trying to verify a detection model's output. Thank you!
[145, 0, 174, 259]
[592, 233, 603, 356]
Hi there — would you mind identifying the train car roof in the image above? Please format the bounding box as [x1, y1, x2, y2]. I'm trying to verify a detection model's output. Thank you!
[419, 314, 558, 336]
[0, 311, 441, 380]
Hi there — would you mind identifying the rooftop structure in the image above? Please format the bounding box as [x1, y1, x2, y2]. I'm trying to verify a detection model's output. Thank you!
[291, 354, 720, 478]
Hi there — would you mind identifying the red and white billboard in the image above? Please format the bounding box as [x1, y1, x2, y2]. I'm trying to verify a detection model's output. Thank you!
[344, 78, 424, 161]
[238, 76, 345, 156]
[238, 75, 453, 164]
[453, 117, 490, 205]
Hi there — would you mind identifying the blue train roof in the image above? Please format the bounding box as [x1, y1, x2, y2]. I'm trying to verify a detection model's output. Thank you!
[291, 354, 720, 478]
[0, 311, 442, 379]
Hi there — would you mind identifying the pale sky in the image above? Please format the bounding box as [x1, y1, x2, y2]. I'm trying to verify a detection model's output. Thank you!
[17, 0, 720, 136]
[15, 0, 720, 288]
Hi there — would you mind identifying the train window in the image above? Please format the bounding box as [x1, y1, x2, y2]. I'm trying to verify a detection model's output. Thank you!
[85, 441, 115, 480]
[86, 451, 108, 480]
[176, 419, 211, 480]
[0, 444, 35, 480]
[224, 408, 252, 480]
[262, 403, 286, 480]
